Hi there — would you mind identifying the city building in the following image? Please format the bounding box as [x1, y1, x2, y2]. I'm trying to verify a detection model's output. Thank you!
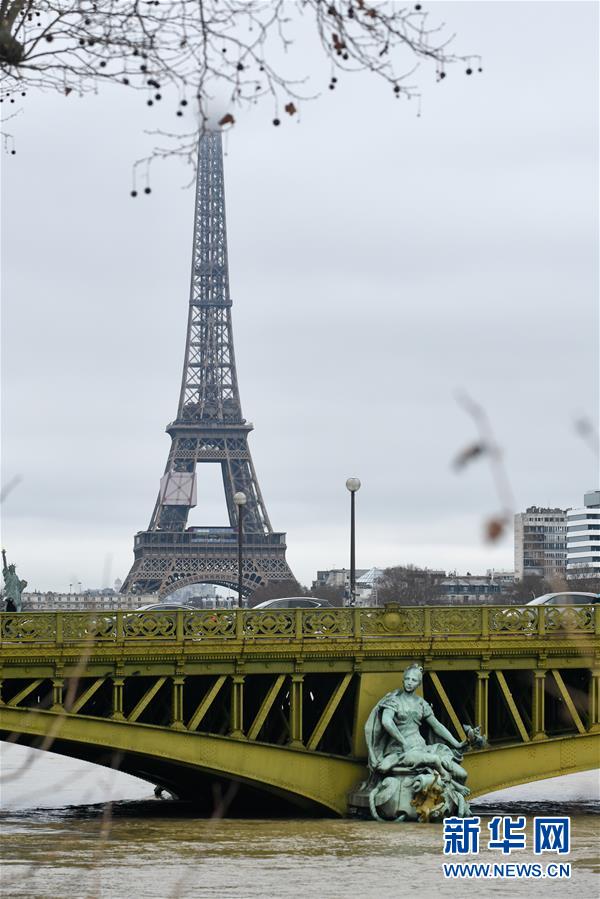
[312, 568, 367, 592]
[436, 571, 515, 604]
[22, 590, 236, 611]
[566, 490, 600, 578]
[23, 591, 153, 611]
[514, 506, 568, 580]
[355, 568, 385, 605]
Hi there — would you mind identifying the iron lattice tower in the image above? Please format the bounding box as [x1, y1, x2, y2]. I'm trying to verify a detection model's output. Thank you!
[122, 131, 294, 597]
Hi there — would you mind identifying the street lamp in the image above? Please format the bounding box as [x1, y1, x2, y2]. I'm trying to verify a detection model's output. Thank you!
[345, 477, 361, 607]
[233, 491, 247, 608]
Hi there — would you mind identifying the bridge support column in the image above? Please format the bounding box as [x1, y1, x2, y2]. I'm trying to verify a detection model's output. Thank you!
[111, 677, 125, 721]
[51, 678, 64, 712]
[475, 672, 489, 735]
[288, 674, 304, 748]
[532, 670, 546, 741]
[229, 675, 245, 739]
[171, 676, 185, 730]
[589, 669, 600, 733]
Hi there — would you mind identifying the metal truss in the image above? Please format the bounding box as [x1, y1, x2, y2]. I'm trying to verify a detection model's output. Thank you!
[122, 131, 293, 596]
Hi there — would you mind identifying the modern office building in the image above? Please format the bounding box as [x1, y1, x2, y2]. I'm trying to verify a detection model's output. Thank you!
[566, 490, 600, 577]
[514, 506, 568, 580]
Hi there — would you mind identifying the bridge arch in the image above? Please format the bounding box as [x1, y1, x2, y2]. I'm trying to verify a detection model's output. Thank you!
[465, 734, 600, 798]
[0, 708, 360, 815]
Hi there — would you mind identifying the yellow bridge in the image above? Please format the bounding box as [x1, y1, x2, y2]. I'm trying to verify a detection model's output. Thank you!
[1, 605, 598, 815]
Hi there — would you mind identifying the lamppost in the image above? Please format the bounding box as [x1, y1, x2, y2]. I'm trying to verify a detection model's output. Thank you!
[345, 477, 361, 607]
[233, 491, 247, 608]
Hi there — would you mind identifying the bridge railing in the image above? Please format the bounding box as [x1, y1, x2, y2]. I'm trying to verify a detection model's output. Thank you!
[0, 604, 597, 645]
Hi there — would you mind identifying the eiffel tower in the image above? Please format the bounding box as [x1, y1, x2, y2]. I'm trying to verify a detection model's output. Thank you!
[122, 131, 294, 598]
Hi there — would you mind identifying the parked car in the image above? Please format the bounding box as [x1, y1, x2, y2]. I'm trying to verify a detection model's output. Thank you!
[526, 592, 600, 606]
[251, 597, 333, 610]
[135, 602, 195, 611]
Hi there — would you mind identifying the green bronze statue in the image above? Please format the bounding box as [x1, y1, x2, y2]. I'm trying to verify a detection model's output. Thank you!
[2, 549, 27, 612]
[348, 664, 486, 822]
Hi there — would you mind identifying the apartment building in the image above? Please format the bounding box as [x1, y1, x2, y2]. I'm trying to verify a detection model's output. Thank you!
[514, 506, 567, 580]
[437, 570, 514, 602]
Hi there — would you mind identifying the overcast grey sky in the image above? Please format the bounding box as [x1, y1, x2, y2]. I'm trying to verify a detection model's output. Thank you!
[1, 2, 598, 592]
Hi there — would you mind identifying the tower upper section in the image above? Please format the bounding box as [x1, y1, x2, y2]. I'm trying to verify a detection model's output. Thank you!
[190, 130, 231, 307]
[175, 130, 242, 424]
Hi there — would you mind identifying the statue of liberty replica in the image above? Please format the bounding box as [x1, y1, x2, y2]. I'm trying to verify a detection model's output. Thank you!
[2, 549, 27, 612]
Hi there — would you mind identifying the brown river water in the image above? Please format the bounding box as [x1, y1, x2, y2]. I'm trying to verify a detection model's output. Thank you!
[1, 745, 598, 899]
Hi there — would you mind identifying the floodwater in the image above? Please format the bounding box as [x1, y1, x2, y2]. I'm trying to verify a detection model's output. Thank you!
[1, 744, 598, 899]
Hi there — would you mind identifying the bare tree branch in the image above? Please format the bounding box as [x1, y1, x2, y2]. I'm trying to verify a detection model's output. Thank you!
[1, 1, 480, 173]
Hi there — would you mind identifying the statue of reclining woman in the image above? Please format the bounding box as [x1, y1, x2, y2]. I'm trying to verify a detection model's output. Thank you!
[351, 663, 485, 822]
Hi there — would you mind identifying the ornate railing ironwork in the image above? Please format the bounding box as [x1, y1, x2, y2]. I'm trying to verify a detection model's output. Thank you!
[0, 605, 597, 645]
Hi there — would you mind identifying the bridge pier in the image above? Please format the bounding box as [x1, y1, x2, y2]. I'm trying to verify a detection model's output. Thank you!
[229, 674, 245, 739]
[111, 677, 125, 721]
[171, 676, 186, 730]
[289, 674, 304, 748]
[475, 671, 489, 735]
[532, 669, 547, 741]
[589, 669, 600, 733]
[51, 677, 64, 712]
